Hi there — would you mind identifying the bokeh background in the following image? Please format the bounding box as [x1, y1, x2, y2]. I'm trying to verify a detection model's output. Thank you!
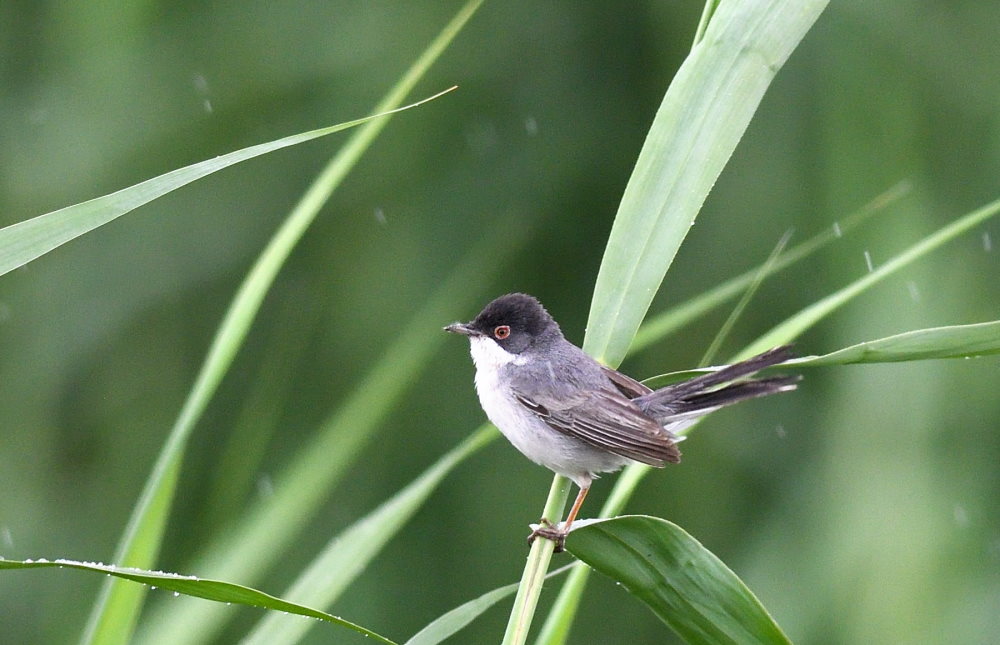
[2, 1, 998, 643]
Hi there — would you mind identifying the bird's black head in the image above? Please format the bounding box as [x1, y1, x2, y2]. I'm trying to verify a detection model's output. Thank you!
[444, 293, 561, 354]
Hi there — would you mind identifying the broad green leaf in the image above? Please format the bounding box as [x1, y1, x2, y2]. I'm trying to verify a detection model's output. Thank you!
[242, 426, 497, 645]
[0, 89, 452, 279]
[567, 516, 792, 645]
[531, 1, 829, 643]
[629, 181, 910, 355]
[0, 558, 395, 645]
[739, 195, 1000, 359]
[83, 3, 484, 644]
[584, 0, 830, 367]
[405, 565, 576, 645]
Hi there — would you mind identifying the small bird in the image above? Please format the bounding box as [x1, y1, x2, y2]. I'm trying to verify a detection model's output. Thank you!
[445, 293, 799, 551]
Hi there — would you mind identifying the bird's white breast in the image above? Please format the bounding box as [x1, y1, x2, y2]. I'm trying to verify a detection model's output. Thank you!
[467, 336, 625, 488]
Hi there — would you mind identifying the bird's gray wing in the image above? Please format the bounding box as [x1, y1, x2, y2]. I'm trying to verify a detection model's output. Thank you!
[513, 388, 680, 466]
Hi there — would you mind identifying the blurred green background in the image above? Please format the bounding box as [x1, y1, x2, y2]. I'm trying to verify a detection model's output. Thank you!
[1, 1, 998, 643]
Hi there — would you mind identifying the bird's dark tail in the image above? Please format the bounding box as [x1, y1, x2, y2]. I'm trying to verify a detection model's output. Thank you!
[635, 345, 799, 420]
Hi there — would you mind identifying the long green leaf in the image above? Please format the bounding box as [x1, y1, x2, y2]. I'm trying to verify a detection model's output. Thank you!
[528, 1, 829, 642]
[584, 0, 830, 367]
[82, 3, 483, 644]
[0, 89, 452, 279]
[793, 320, 1000, 365]
[567, 516, 792, 645]
[137, 223, 522, 645]
[739, 195, 1000, 359]
[638, 320, 1000, 390]
[241, 426, 497, 645]
[0, 559, 395, 645]
[405, 565, 576, 645]
[629, 181, 910, 355]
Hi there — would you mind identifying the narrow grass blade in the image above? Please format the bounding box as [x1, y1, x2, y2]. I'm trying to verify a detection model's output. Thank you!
[794, 320, 1000, 365]
[137, 226, 525, 645]
[700, 230, 792, 366]
[630, 181, 910, 356]
[567, 516, 792, 645]
[584, 0, 830, 367]
[241, 426, 497, 645]
[82, 3, 484, 644]
[739, 195, 1000, 359]
[405, 565, 576, 645]
[643, 320, 1000, 390]
[0, 89, 453, 279]
[0, 559, 396, 645]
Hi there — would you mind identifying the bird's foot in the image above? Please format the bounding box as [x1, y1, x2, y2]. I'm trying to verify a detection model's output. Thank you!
[527, 518, 567, 553]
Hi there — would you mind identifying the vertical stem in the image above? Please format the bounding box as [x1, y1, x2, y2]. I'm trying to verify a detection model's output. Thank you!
[501, 475, 571, 645]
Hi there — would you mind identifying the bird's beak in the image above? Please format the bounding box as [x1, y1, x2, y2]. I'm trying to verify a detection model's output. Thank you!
[444, 322, 478, 336]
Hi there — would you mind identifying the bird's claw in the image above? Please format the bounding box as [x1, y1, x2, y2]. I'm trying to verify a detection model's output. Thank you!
[527, 518, 567, 553]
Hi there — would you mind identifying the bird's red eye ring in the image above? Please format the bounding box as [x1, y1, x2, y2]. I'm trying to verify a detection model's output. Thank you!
[494, 325, 511, 340]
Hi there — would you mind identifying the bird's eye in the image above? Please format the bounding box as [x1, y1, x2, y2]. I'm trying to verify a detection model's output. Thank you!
[494, 325, 511, 340]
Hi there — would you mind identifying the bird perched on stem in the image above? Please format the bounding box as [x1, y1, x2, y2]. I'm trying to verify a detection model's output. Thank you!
[446, 293, 799, 552]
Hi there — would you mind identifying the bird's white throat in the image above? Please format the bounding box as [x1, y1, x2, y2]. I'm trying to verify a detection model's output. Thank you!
[468, 336, 528, 370]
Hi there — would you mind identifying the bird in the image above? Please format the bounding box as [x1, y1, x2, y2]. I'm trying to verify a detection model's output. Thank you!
[445, 293, 799, 551]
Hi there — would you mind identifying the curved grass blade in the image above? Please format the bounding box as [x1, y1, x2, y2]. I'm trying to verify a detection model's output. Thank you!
[0, 88, 453, 279]
[629, 181, 910, 356]
[643, 320, 1000, 390]
[83, 3, 484, 644]
[0, 559, 395, 645]
[566, 516, 792, 645]
[404, 565, 576, 645]
[793, 320, 1000, 365]
[241, 425, 497, 645]
[137, 222, 525, 645]
[584, 0, 830, 367]
[738, 195, 1000, 360]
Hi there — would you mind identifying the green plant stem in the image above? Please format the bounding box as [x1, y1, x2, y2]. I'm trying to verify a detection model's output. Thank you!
[501, 475, 570, 645]
[533, 463, 652, 645]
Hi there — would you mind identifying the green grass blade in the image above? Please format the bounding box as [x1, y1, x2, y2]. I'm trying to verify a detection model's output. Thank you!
[642, 322, 999, 391]
[0, 89, 453, 279]
[629, 181, 911, 356]
[408, 582, 522, 645]
[584, 0, 830, 367]
[81, 3, 483, 643]
[793, 320, 1000, 365]
[405, 566, 576, 645]
[137, 227, 524, 645]
[739, 195, 1000, 359]
[699, 230, 792, 366]
[566, 516, 792, 645]
[525, 1, 828, 642]
[0, 559, 396, 645]
[241, 426, 497, 645]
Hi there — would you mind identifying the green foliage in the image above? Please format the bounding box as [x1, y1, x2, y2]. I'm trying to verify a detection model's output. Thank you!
[567, 516, 791, 645]
[0, 558, 395, 645]
[1, 1, 998, 644]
